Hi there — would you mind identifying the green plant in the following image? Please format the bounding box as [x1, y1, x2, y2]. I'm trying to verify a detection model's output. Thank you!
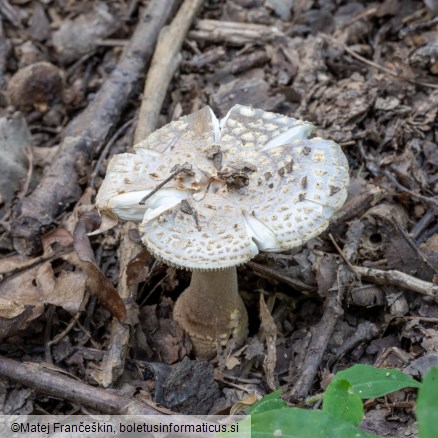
[218, 365, 438, 438]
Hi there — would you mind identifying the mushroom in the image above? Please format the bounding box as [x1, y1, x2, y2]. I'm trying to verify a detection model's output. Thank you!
[95, 105, 349, 359]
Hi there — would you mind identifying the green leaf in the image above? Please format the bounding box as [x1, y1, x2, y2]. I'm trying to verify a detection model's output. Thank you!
[333, 365, 422, 399]
[216, 409, 386, 438]
[260, 389, 282, 401]
[323, 379, 364, 425]
[248, 399, 288, 415]
[247, 390, 285, 415]
[417, 367, 438, 438]
[250, 408, 383, 438]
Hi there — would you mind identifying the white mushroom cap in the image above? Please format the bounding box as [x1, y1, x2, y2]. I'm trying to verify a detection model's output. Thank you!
[96, 105, 349, 270]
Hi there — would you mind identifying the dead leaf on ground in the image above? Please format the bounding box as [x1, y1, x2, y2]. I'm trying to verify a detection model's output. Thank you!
[0, 227, 81, 339]
[230, 392, 259, 415]
[0, 227, 73, 276]
[73, 211, 126, 321]
[140, 298, 191, 364]
[0, 263, 86, 338]
[52, 2, 117, 64]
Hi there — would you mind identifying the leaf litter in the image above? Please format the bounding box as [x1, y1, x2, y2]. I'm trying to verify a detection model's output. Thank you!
[0, 1, 437, 435]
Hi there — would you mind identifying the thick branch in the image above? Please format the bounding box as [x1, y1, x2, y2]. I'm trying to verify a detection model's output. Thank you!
[0, 355, 160, 414]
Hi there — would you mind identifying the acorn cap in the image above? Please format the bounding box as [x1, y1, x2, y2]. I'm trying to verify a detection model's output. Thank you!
[96, 105, 349, 270]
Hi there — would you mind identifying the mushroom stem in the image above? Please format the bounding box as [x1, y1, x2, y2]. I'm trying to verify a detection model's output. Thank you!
[173, 267, 248, 359]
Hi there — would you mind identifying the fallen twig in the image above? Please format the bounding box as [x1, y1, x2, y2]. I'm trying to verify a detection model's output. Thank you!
[355, 266, 438, 297]
[323, 34, 438, 90]
[383, 170, 438, 208]
[247, 261, 315, 294]
[287, 265, 352, 401]
[287, 220, 364, 401]
[188, 19, 283, 45]
[329, 232, 361, 282]
[138, 163, 193, 205]
[0, 355, 161, 414]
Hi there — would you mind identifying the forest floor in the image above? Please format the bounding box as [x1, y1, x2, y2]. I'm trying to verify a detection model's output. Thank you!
[0, 1, 437, 436]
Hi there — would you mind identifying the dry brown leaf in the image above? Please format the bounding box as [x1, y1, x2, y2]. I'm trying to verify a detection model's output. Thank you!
[73, 211, 126, 321]
[35, 262, 87, 313]
[0, 253, 86, 338]
[140, 299, 190, 364]
[225, 356, 241, 370]
[314, 253, 339, 298]
[0, 227, 73, 276]
[125, 249, 152, 287]
[0, 227, 81, 338]
[230, 392, 260, 415]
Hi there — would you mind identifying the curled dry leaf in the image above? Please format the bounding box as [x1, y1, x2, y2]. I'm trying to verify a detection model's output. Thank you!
[73, 211, 126, 321]
[230, 392, 260, 415]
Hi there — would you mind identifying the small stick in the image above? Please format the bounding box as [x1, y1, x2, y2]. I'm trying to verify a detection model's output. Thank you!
[135, 0, 204, 144]
[330, 321, 379, 364]
[329, 233, 361, 281]
[398, 316, 438, 323]
[44, 306, 55, 365]
[19, 146, 34, 199]
[325, 35, 438, 90]
[383, 170, 438, 208]
[188, 19, 283, 46]
[0, 355, 162, 415]
[287, 221, 365, 401]
[47, 311, 82, 347]
[411, 208, 437, 241]
[390, 217, 438, 275]
[354, 266, 438, 297]
[247, 261, 315, 294]
[138, 162, 192, 205]
[287, 265, 352, 401]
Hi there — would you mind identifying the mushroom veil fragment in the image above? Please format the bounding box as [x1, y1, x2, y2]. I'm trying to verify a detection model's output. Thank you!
[95, 105, 349, 359]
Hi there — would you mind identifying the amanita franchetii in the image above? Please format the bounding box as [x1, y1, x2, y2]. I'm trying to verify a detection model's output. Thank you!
[95, 105, 349, 359]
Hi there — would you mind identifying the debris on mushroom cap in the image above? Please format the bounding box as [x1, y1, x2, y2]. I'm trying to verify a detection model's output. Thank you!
[96, 105, 349, 270]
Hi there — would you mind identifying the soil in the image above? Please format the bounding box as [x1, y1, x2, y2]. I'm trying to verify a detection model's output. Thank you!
[0, 0, 437, 436]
